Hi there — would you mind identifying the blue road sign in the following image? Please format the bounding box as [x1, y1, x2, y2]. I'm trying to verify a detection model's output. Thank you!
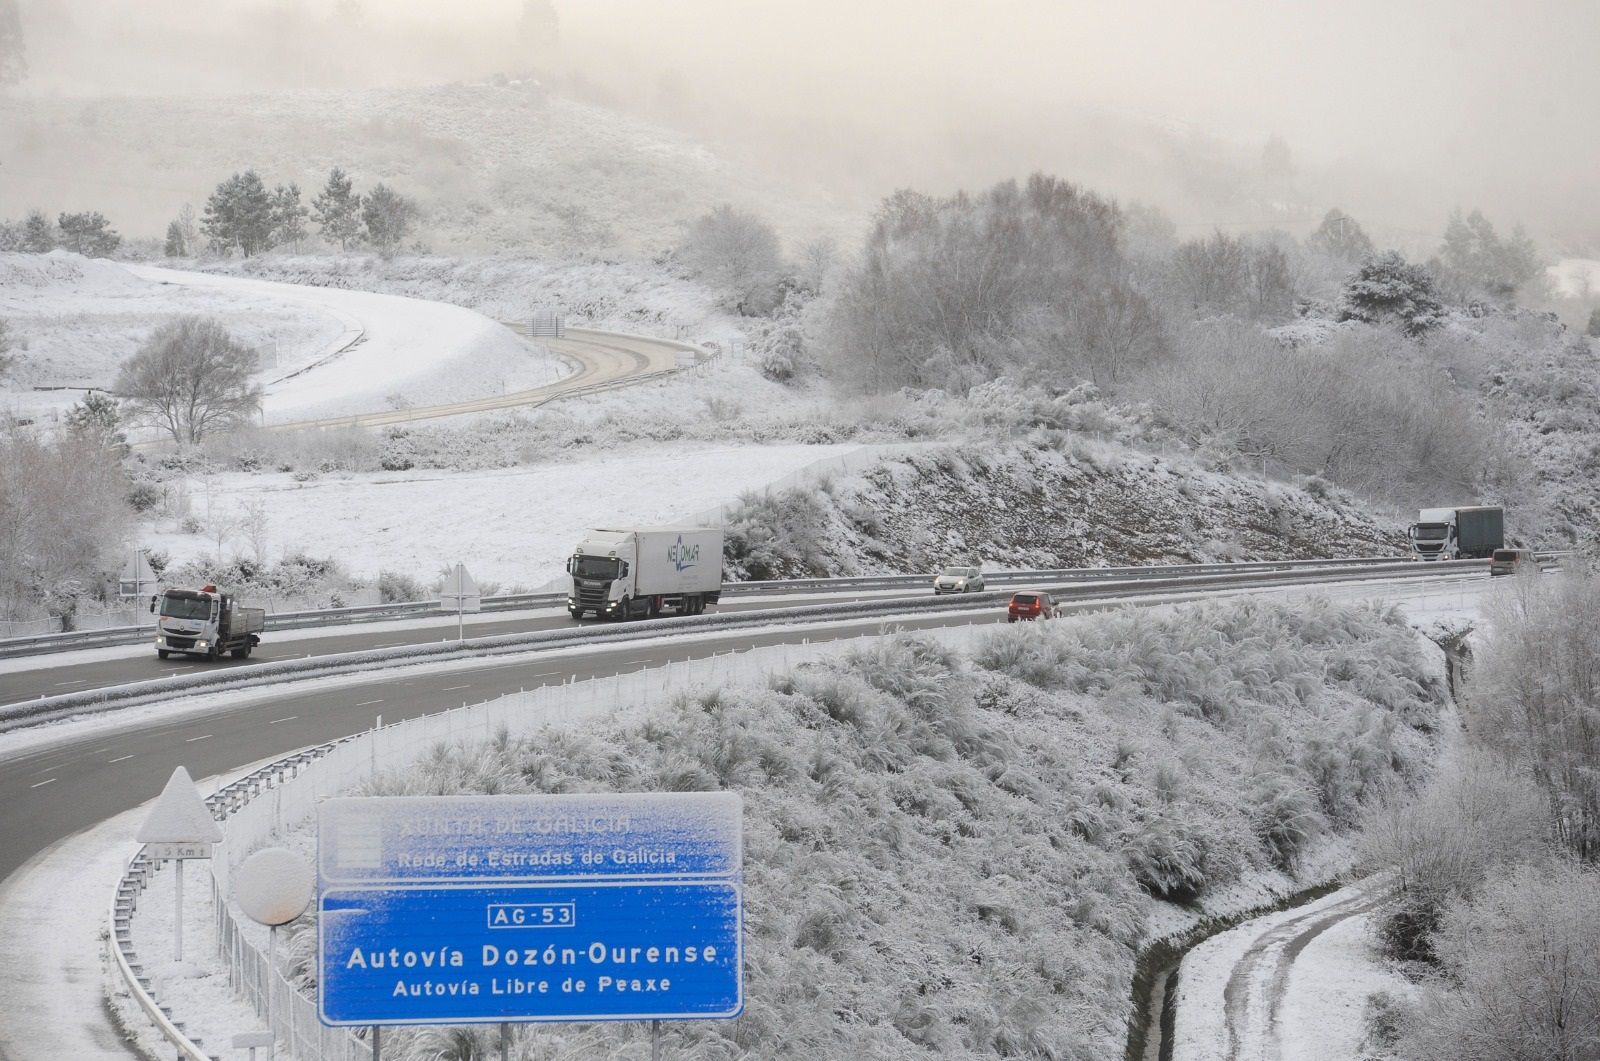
[317, 793, 743, 1027]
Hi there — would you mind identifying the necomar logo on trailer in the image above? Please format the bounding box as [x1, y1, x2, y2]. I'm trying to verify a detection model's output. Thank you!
[668, 535, 700, 573]
[317, 792, 743, 1027]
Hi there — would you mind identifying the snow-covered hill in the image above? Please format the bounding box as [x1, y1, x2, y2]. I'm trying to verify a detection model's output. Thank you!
[0, 254, 566, 426]
[0, 83, 860, 255]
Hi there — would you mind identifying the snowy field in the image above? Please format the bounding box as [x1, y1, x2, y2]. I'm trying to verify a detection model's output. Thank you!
[0, 254, 568, 426]
[143, 441, 864, 586]
[1548, 257, 1600, 299]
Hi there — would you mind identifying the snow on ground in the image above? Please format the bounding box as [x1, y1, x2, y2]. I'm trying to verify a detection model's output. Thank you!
[0, 251, 348, 423]
[1548, 257, 1600, 299]
[196, 254, 749, 348]
[124, 265, 568, 423]
[0, 803, 144, 1060]
[0, 253, 568, 428]
[142, 441, 864, 586]
[1277, 909, 1417, 1061]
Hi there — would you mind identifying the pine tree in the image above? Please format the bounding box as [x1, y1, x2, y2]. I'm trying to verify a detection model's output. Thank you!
[1338, 251, 1445, 337]
[1308, 208, 1374, 263]
[164, 220, 186, 257]
[1439, 208, 1543, 300]
[312, 168, 363, 251]
[362, 183, 416, 257]
[202, 171, 275, 257]
[21, 209, 52, 252]
[271, 183, 309, 253]
[57, 211, 121, 257]
[65, 391, 128, 454]
[1587, 308, 1600, 340]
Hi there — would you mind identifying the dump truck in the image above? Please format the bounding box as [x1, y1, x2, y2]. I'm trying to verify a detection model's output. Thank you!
[151, 584, 265, 660]
[566, 527, 724, 620]
[1407, 506, 1504, 561]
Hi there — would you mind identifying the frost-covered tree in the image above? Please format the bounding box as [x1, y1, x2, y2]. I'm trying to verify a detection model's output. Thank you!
[1401, 862, 1600, 1060]
[361, 183, 416, 257]
[164, 220, 186, 257]
[203, 171, 275, 257]
[0, 317, 14, 379]
[828, 175, 1142, 393]
[678, 204, 784, 316]
[1588, 307, 1600, 339]
[1468, 568, 1600, 861]
[1307, 208, 1374, 263]
[312, 167, 363, 251]
[1438, 208, 1543, 301]
[65, 391, 127, 454]
[1337, 251, 1444, 337]
[0, 430, 132, 619]
[1171, 231, 1295, 322]
[115, 317, 262, 444]
[271, 183, 309, 253]
[175, 203, 199, 256]
[56, 212, 121, 257]
[0, 0, 25, 87]
[20, 209, 53, 252]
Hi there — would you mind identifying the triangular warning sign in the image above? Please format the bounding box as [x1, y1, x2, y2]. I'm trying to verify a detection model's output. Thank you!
[136, 766, 223, 844]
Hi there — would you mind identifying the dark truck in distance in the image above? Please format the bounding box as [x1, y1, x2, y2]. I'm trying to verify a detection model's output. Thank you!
[1408, 506, 1504, 561]
[152, 585, 265, 660]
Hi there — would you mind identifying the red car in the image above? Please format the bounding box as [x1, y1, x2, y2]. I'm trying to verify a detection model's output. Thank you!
[1008, 590, 1057, 622]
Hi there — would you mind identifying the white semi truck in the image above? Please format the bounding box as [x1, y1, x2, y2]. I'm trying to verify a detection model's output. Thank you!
[566, 527, 724, 620]
[1407, 506, 1505, 561]
[151, 585, 265, 660]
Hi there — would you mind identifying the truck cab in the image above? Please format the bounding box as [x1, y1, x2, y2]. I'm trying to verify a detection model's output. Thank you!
[152, 585, 264, 660]
[1408, 506, 1504, 561]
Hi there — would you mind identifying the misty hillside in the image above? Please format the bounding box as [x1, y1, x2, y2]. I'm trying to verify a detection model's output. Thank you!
[0, 83, 860, 255]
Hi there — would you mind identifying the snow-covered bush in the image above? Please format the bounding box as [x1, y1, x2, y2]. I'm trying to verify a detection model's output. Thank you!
[1400, 861, 1600, 1059]
[722, 484, 843, 580]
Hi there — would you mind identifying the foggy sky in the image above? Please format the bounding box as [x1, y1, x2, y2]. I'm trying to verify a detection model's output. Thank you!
[13, 0, 1600, 247]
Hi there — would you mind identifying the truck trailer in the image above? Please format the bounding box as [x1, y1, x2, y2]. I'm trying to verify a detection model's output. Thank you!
[152, 585, 265, 660]
[567, 527, 724, 620]
[1408, 506, 1504, 561]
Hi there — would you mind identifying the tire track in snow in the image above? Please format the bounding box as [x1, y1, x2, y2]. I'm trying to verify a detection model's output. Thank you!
[1219, 881, 1391, 1061]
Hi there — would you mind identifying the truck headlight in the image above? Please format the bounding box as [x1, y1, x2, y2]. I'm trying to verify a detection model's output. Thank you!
[196, 640, 208, 650]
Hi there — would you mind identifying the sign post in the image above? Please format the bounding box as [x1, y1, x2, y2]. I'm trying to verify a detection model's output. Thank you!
[440, 563, 480, 642]
[136, 767, 223, 962]
[234, 847, 315, 1058]
[120, 547, 158, 624]
[316, 792, 744, 1030]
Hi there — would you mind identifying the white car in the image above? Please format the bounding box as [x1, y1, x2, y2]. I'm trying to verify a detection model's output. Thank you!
[933, 566, 985, 594]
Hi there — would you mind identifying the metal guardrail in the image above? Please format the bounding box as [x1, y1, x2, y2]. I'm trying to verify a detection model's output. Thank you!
[0, 559, 1415, 660]
[6, 558, 1489, 731]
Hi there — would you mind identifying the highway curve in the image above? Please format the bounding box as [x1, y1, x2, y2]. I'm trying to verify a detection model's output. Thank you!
[266, 327, 689, 431]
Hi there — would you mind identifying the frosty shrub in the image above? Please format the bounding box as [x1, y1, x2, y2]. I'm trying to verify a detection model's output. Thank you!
[1359, 750, 1548, 967]
[1466, 567, 1600, 860]
[376, 570, 425, 603]
[722, 485, 840, 580]
[328, 596, 1443, 1060]
[1401, 860, 1600, 1061]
